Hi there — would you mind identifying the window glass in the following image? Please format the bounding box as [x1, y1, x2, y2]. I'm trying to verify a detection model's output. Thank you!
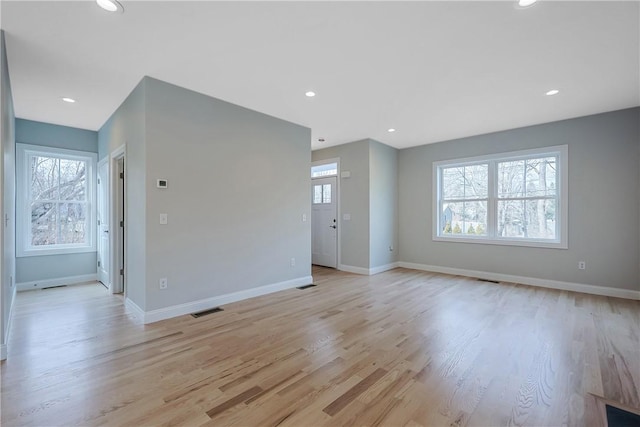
[435, 146, 566, 248]
[17, 144, 96, 256]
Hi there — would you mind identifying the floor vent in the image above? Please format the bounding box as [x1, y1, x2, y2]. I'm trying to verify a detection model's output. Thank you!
[42, 285, 68, 290]
[191, 307, 223, 318]
[296, 284, 317, 290]
[477, 278, 500, 284]
[606, 404, 640, 426]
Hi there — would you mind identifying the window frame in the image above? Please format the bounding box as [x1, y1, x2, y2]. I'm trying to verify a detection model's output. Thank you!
[433, 145, 568, 249]
[16, 144, 97, 257]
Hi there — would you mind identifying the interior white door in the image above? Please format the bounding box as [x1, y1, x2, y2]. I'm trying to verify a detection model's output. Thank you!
[97, 160, 110, 287]
[311, 176, 337, 268]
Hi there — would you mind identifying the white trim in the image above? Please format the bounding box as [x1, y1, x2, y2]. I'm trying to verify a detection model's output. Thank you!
[124, 297, 145, 323]
[140, 276, 313, 324]
[369, 262, 400, 275]
[17, 273, 98, 291]
[433, 145, 568, 249]
[398, 262, 640, 300]
[339, 262, 400, 276]
[16, 144, 97, 257]
[338, 264, 370, 275]
[1, 285, 17, 360]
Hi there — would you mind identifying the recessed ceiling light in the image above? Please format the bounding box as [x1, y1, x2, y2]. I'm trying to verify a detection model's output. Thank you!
[387, 128, 396, 133]
[305, 91, 316, 97]
[96, 0, 124, 13]
[518, 0, 538, 7]
[62, 97, 76, 103]
[546, 89, 560, 96]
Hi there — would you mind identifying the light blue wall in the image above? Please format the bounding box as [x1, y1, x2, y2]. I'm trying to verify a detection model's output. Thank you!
[1, 30, 17, 358]
[14, 118, 98, 285]
[16, 119, 97, 152]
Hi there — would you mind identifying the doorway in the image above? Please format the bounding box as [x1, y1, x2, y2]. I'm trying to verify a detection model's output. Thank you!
[311, 172, 338, 269]
[110, 147, 125, 295]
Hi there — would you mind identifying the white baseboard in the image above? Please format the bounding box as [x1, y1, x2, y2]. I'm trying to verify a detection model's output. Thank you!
[339, 262, 399, 276]
[398, 262, 640, 300]
[17, 274, 98, 291]
[1, 285, 17, 361]
[141, 275, 314, 324]
[338, 264, 370, 275]
[124, 298, 145, 323]
[370, 262, 400, 275]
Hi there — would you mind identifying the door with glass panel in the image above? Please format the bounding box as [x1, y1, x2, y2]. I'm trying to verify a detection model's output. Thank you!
[311, 176, 337, 268]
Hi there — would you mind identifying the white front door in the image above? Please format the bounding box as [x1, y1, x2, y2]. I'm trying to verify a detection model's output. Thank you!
[97, 159, 109, 286]
[311, 176, 337, 268]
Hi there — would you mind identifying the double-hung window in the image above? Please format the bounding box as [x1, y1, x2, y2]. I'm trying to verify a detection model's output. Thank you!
[17, 144, 97, 256]
[434, 145, 568, 248]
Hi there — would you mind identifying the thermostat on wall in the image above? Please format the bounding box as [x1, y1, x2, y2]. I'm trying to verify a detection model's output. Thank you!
[157, 179, 168, 189]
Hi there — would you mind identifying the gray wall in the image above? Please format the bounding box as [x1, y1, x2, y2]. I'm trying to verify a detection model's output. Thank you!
[14, 119, 98, 284]
[99, 77, 311, 312]
[369, 140, 398, 269]
[98, 78, 147, 309]
[143, 77, 311, 311]
[312, 138, 399, 271]
[1, 30, 16, 358]
[313, 139, 371, 269]
[399, 108, 640, 291]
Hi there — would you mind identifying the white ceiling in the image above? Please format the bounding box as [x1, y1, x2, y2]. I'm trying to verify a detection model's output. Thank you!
[1, 1, 638, 150]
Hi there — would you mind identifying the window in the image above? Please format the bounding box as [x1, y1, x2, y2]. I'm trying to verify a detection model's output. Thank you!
[434, 145, 567, 248]
[311, 162, 338, 178]
[17, 144, 97, 256]
[313, 183, 332, 204]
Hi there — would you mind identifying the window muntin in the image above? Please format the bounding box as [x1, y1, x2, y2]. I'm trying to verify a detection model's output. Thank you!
[311, 162, 338, 178]
[434, 146, 567, 248]
[17, 144, 96, 256]
[312, 183, 332, 204]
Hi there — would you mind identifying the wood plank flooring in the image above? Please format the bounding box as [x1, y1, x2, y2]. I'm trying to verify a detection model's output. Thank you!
[1, 267, 639, 426]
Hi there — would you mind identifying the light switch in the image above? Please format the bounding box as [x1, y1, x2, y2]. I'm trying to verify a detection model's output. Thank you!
[343, 213, 351, 221]
[302, 214, 307, 222]
[341, 171, 351, 178]
[159, 213, 168, 225]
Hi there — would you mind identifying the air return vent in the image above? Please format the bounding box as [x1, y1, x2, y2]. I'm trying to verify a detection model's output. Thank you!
[191, 307, 223, 318]
[477, 278, 500, 284]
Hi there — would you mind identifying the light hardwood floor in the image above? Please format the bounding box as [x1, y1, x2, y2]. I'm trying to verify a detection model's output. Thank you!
[1, 267, 639, 426]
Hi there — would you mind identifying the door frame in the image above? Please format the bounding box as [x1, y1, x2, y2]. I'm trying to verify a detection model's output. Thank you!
[311, 158, 340, 268]
[109, 145, 125, 295]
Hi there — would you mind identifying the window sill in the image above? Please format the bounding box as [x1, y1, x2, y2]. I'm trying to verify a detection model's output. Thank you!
[433, 235, 567, 249]
[17, 246, 96, 258]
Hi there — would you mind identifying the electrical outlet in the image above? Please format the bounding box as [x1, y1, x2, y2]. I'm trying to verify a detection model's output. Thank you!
[159, 278, 168, 289]
[578, 261, 586, 270]
[290, 258, 296, 267]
